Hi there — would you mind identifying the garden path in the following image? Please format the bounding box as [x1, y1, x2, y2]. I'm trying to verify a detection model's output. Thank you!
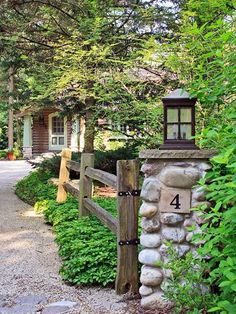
[0, 161, 133, 314]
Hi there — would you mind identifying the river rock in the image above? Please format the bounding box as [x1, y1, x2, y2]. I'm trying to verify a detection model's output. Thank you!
[159, 166, 200, 188]
[141, 290, 165, 309]
[141, 163, 165, 177]
[176, 244, 191, 257]
[172, 162, 195, 167]
[138, 249, 161, 266]
[192, 186, 205, 202]
[1, 304, 35, 314]
[140, 233, 161, 248]
[139, 202, 159, 218]
[186, 225, 202, 242]
[183, 218, 195, 228]
[140, 266, 163, 286]
[42, 306, 70, 314]
[43, 301, 77, 314]
[158, 244, 169, 257]
[163, 268, 172, 278]
[162, 227, 185, 243]
[198, 162, 212, 171]
[15, 294, 47, 306]
[141, 178, 161, 202]
[186, 232, 194, 242]
[160, 213, 184, 225]
[192, 212, 208, 224]
[159, 243, 190, 258]
[191, 201, 211, 209]
[141, 217, 160, 233]
[139, 285, 153, 296]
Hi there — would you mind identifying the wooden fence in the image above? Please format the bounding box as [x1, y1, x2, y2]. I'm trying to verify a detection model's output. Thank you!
[56, 148, 140, 295]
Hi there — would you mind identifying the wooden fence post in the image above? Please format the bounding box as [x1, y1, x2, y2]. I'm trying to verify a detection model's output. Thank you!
[57, 148, 72, 203]
[79, 153, 94, 217]
[116, 159, 140, 295]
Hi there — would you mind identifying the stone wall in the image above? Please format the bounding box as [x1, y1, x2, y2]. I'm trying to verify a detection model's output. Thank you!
[138, 150, 215, 309]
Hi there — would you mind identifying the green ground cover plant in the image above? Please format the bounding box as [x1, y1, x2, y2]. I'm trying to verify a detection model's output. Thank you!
[15, 169, 117, 286]
[46, 197, 117, 285]
[15, 170, 56, 205]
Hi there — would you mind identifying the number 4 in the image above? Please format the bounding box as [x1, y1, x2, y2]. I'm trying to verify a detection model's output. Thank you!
[170, 194, 181, 209]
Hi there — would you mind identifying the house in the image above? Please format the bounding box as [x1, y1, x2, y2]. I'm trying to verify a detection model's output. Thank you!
[17, 107, 135, 159]
[17, 107, 85, 158]
[16, 67, 171, 158]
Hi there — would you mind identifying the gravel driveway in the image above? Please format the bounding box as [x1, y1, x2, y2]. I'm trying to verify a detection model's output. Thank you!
[0, 161, 137, 314]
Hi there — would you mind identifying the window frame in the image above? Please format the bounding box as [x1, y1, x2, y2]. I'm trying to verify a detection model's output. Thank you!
[48, 113, 67, 150]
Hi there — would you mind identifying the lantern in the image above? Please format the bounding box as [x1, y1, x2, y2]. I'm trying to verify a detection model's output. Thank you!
[160, 89, 198, 150]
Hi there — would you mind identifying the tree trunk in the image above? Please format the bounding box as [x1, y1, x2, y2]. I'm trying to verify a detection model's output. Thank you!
[8, 66, 14, 150]
[83, 110, 95, 153]
[83, 97, 96, 153]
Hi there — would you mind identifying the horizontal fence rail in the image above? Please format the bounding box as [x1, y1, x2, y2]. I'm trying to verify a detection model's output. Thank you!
[56, 149, 139, 295]
[63, 181, 80, 198]
[66, 160, 81, 172]
[83, 198, 118, 234]
[85, 167, 117, 189]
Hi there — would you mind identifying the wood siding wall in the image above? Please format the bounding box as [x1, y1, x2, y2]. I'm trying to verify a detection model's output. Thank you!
[32, 109, 72, 155]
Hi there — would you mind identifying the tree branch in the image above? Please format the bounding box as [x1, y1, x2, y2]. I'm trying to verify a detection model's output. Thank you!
[15, 0, 79, 23]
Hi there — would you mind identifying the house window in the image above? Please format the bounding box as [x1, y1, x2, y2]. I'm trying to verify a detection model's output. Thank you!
[49, 113, 67, 150]
[52, 116, 64, 135]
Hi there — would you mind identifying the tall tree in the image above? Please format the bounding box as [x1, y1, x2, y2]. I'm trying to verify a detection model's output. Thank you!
[0, 0, 185, 151]
[8, 66, 14, 150]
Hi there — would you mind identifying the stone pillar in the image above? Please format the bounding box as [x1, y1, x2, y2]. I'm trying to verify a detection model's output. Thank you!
[138, 149, 216, 309]
[22, 115, 32, 159]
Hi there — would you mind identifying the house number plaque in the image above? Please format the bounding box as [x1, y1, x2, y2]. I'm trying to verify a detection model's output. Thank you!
[159, 187, 191, 214]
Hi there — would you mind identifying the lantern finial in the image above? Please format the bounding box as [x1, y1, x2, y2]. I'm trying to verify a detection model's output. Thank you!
[163, 89, 191, 100]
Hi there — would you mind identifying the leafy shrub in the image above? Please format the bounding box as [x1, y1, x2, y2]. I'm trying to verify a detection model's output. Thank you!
[35, 146, 138, 177]
[197, 108, 236, 313]
[94, 145, 138, 174]
[35, 155, 62, 177]
[16, 169, 118, 286]
[0, 110, 8, 150]
[13, 142, 22, 159]
[0, 150, 6, 159]
[162, 245, 213, 313]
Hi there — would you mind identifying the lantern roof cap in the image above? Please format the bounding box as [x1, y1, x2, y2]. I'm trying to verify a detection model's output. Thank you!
[163, 88, 191, 100]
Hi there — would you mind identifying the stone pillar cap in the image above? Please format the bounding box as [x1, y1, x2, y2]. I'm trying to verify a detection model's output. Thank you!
[139, 149, 217, 159]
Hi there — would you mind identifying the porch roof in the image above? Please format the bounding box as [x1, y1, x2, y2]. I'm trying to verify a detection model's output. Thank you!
[15, 106, 61, 118]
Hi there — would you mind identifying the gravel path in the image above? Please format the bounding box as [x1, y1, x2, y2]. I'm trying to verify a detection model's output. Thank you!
[0, 161, 141, 314]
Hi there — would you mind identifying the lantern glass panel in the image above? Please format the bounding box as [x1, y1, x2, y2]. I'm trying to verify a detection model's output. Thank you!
[180, 124, 192, 140]
[167, 108, 178, 123]
[167, 124, 178, 139]
[180, 108, 192, 123]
